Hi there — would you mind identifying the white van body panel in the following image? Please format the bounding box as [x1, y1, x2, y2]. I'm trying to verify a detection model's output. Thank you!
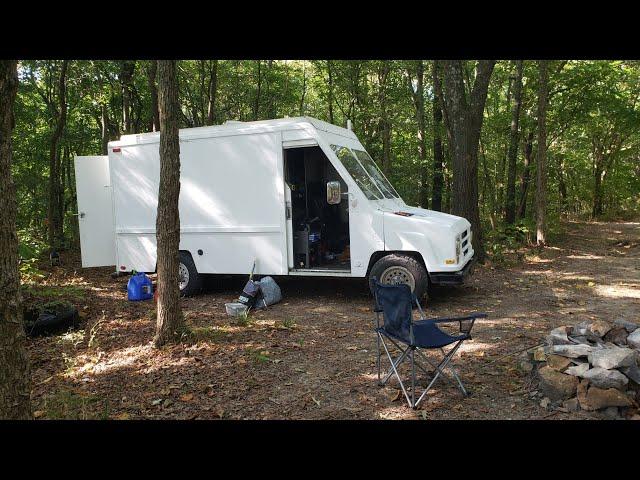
[110, 131, 287, 275]
[77, 116, 474, 282]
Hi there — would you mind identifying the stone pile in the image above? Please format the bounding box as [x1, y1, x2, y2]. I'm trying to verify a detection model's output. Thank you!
[530, 319, 640, 419]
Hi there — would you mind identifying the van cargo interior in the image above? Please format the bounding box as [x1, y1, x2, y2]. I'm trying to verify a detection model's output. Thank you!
[284, 146, 350, 271]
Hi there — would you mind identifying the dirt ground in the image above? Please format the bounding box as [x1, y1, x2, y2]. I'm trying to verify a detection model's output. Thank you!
[25, 220, 640, 420]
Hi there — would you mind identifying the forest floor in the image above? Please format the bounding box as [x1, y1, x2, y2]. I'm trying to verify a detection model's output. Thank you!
[24, 219, 640, 420]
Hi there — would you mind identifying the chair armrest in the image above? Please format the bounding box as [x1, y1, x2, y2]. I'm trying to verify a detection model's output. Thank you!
[416, 313, 487, 324]
[414, 313, 487, 335]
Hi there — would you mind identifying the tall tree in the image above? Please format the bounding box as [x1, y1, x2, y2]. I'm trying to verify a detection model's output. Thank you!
[535, 60, 549, 245]
[441, 60, 496, 260]
[147, 60, 160, 132]
[120, 61, 135, 134]
[47, 60, 68, 249]
[206, 60, 218, 125]
[154, 60, 184, 347]
[407, 60, 428, 208]
[431, 61, 445, 212]
[517, 130, 534, 219]
[505, 60, 524, 224]
[377, 61, 392, 176]
[0, 60, 31, 419]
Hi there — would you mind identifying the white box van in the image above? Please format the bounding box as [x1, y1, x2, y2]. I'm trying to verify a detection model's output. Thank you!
[74, 117, 474, 299]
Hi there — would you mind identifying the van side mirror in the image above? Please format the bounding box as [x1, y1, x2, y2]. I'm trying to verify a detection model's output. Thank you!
[327, 181, 341, 204]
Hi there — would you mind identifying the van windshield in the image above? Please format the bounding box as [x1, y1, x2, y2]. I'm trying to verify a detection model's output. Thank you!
[352, 149, 400, 199]
[330, 145, 383, 200]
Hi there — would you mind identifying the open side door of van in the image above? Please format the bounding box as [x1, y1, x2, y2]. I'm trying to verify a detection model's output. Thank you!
[74, 155, 116, 267]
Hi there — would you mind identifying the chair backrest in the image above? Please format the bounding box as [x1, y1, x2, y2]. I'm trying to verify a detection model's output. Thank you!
[372, 278, 413, 343]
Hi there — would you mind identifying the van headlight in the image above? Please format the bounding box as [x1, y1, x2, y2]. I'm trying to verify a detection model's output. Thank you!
[455, 235, 461, 264]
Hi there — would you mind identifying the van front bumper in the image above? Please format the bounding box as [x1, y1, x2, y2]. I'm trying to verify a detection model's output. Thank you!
[429, 257, 475, 286]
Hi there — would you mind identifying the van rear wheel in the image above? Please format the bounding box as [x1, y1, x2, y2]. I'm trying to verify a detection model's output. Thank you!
[369, 254, 428, 302]
[178, 251, 202, 297]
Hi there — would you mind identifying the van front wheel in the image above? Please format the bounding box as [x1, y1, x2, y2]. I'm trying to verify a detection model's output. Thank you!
[369, 254, 428, 302]
[178, 251, 202, 297]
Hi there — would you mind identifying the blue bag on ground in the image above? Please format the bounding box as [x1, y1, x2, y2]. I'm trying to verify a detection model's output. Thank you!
[128, 272, 154, 301]
[255, 276, 282, 308]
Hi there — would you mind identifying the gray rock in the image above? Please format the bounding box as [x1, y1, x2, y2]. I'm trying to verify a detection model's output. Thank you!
[540, 397, 551, 409]
[571, 321, 591, 337]
[614, 318, 639, 333]
[538, 366, 579, 401]
[589, 345, 637, 370]
[603, 327, 628, 346]
[565, 363, 590, 377]
[620, 364, 640, 385]
[602, 406, 621, 419]
[582, 367, 629, 390]
[546, 354, 573, 372]
[552, 344, 594, 358]
[588, 320, 613, 338]
[563, 397, 580, 412]
[627, 330, 640, 349]
[546, 326, 572, 345]
[568, 335, 594, 345]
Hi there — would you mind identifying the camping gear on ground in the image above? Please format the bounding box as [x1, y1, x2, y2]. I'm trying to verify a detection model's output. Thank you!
[237, 260, 261, 309]
[225, 302, 249, 317]
[254, 276, 282, 308]
[127, 272, 154, 301]
[371, 278, 487, 409]
[24, 303, 80, 337]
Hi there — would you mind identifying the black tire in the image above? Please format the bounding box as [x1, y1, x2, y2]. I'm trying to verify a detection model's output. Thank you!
[179, 251, 202, 297]
[368, 254, 429, 302]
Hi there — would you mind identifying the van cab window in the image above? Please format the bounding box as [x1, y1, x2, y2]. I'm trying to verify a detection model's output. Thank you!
[352, 149, 400, 199]
[330, 144, 383, 200]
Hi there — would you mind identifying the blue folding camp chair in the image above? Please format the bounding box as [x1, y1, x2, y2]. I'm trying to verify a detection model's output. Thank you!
[371, 278, 487, 409]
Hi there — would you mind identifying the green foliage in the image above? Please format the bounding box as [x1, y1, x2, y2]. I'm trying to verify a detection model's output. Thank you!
[11, 59, 640, 260]
[17, 228, 47, 282]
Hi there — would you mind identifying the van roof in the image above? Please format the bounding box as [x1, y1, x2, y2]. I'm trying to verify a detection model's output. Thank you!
[113, 116, 358, 147]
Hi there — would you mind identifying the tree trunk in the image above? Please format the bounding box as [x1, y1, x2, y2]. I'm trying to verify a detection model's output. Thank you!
[154, 60, 184, 348]
[47, 60, 68, 250]
[535, 60, 549, 245]
[0, 60, 31, 420]
[409, 61, 428, 208]
[378, 61, 392, 176]
[327, 60, 335, 124]
[505, 60, 524, 224]
[431, 61, 444, 212]
[558, 156, 568, 215]
[441, 60, 495, 261]
[100, 102, 110, 154]
[206, 60, 218, 126]
[120, 61, 135, 134]
[592, 156, 604, 217]
[253, 60, 261, 120]
[147, 61, 160, 132]
[517, 130, 534, 219]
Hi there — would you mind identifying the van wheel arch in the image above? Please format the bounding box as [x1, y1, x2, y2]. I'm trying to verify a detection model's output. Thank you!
[177, 250, 203, 297]
[367, 251, 429, 302]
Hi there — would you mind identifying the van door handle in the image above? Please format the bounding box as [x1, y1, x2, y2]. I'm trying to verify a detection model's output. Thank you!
[285, 202, 291, 220]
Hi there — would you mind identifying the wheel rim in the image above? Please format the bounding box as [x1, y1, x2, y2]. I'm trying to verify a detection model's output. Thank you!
[178, 263, 189, 291]
[380, 265, 416, 292]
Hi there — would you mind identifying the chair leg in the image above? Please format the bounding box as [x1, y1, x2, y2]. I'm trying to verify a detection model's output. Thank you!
[411, 347, 416, 409]
[376, 333, 381, 384]
[379, 335, 413, 408]
[414, 340, 466, 408]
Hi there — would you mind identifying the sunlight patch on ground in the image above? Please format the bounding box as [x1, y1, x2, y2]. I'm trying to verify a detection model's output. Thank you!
[566, 254, 605, 260]
[65, 344, 154, 379]
[594, 284, 640, 299]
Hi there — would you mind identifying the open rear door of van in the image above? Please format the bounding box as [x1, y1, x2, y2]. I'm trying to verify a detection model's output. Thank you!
[74, 155, 116, 267]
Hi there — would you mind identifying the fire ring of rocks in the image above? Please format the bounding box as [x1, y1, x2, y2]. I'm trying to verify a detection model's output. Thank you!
[527, 319, 640, 419]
